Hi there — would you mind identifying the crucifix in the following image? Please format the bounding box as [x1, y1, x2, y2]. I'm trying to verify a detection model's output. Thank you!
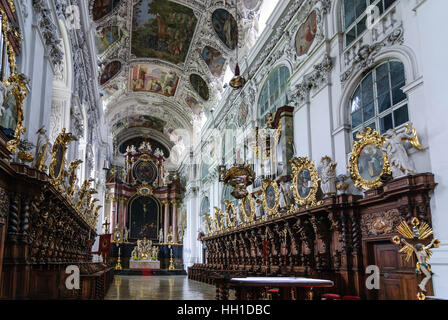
[102, 218, 110, 234]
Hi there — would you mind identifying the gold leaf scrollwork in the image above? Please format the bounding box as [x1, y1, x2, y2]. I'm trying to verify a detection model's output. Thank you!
[348, 128, 391, 190]
[239, 193, 255, 225]
[290, 157, 322, 208]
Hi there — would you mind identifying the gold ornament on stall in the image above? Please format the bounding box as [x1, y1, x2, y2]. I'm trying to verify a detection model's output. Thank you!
[262, 179, 280, 217]
[348, 128, 391, 190]
[49, 128, 77, 190]
[391, 218, 440, 299]
[213, 207, 224, 233]
[239, 194, 255, 224]
[136, 181, 153, 196]
[403, 123, 424, 150]
[205, 213, 214, 235]
[224, 200, 237, 229]
[290, 157, 322, 208]
[66, 159, 83, 201]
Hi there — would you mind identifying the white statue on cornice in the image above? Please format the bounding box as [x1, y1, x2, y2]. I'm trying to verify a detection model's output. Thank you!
[318, 156, 337, 197]
[382, 123, 423, 178]
[154, 148, 164, 158]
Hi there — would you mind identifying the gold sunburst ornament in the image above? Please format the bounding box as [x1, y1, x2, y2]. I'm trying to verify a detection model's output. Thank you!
[348, 128, 391, 190]
[391, 218, 440, 299]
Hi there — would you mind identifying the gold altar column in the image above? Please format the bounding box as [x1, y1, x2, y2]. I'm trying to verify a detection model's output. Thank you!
[171, 200, 179, 243]
[162, 200, 170, 242]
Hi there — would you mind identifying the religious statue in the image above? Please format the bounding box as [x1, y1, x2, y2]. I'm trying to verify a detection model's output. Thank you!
[159, 228, 164, 243]
[33, 126, 50, 171]
[132, 237, 158, 261]
[123, 227, 129, 242]
[0, 81, 15, 116]
[279, 181, 292, 208]
[317, 156, 337, 197]
[392, 218, 440, 299]
[382, 123, 423, 178]
[154, 148, 164, 158]
[150, 245, 159, 261]
[254, 194, 265, 219]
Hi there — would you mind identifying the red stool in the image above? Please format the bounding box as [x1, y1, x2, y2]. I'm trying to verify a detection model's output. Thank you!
[266, 288, 280, 300]
[342, 296, 361, 300]
[321, 293, 341, 300]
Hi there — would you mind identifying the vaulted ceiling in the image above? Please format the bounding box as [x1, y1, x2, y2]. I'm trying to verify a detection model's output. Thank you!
[89, 0, 262, 163]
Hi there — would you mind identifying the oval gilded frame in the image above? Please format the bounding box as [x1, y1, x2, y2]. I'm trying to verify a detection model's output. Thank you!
[224, 200, 237, 229]
[290, 157, 322, 207]
[239, 193, 255, 223]
[262, 178, 280, 216]
[0, 7, 27, 154]
[348, 128, 391, 190]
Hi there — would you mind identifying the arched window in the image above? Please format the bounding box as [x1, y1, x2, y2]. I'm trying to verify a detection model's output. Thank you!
[342, 0, 397, 47]
[350, 60, 409, 140]
[259, 65, 290, 123]
[222, 185, 237, 210]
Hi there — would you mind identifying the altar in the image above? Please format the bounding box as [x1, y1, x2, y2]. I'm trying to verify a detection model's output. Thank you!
[130, 260, 160, 270]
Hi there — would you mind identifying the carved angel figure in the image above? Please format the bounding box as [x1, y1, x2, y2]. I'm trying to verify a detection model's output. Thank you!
[318, 156, 337, 197]
[33, 126, 50, 170]
[0, 81, 15, 114]
[154, 148, 164, 158]
[382, 123, 421, 178]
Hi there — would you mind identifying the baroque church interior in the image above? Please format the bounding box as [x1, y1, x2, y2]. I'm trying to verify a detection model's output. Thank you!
[0, 0, 447, 303]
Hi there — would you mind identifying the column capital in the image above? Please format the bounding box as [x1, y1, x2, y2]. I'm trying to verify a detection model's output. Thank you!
[170, 199, 180, 206]
[161, 200, 170, 206]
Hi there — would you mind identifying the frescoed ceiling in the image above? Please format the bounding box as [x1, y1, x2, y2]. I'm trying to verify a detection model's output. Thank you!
[89, 0, 263, 164]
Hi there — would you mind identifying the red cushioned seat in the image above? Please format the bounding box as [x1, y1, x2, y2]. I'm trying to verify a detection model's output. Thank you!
[321, 293, 341, 300]
[342, 296, 361, 300]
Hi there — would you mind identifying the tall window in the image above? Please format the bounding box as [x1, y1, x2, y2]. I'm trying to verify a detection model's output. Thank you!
[343, 0, 397, 47]
[259, 65, 290, 123]
[350, 61, 409, 140]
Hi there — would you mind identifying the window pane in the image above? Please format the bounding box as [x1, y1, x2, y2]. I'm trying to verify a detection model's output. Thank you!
[392, 82, 406, 105]
[380, 113, 393, 133]
[357, 16, 367, 36]
[394, 104, 409, 126]
[361, 73, 373, 105]
[390, 61, 405, 87]
[367, 122, 376, 130]
[352, 109, 363, 128]
[378, 92, 391, 113]
[344, 0, 356, 28]
[377, 75, 390, 96]
[351, 85, 362, 112]
[355, 0, 367, 17]
[384, 0, 396, 10]
[376, 63, 389, 80]
[346, 27, 356, 46]
[363, 102, 375, 122]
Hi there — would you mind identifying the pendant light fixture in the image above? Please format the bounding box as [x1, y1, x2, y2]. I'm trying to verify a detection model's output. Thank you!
[229, 0, 246, 89]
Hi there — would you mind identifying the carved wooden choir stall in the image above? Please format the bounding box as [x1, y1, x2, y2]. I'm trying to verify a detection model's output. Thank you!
[188, 108, 438, 300]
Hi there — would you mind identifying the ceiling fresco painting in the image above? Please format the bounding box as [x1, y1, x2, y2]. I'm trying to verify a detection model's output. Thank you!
[185, 96, 202, 115]
[295, 10, 317, 57]
[243, 0, 260, 10]
[92, 0, 121, 21]
[95, 26, 125, 54]
[100, 61, 122, 85]
[129, 64, 179, 96]
[131, 0, 198, 64]
[190, 74, 209, 101]
[212, 9, 238, 50]
[102, 81, 127, 103]
[112, 115, 167, 136]
[201, 46, 226, 76]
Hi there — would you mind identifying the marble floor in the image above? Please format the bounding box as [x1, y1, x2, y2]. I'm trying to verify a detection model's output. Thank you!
[105, 275, 218, 300]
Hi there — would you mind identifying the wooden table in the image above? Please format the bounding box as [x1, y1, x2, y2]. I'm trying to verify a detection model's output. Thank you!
[226, 277, 334, 300]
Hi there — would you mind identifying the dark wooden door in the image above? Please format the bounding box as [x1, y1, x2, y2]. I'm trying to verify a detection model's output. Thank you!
[371, 241, 430, 300]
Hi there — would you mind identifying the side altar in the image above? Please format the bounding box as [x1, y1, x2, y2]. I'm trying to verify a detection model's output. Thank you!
[105, 140, 186, 271]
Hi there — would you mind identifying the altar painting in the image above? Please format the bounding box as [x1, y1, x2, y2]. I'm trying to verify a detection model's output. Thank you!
[129, 196, 160, 240]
